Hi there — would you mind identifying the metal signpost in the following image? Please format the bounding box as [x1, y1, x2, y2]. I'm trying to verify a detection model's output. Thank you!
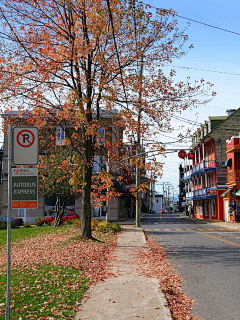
[6, 126, 39, 320]
[5, 125, 12, 320]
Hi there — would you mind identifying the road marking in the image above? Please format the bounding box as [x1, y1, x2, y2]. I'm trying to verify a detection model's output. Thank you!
[196, 228, 205, 231]
[206, 228, 215, 231]
[197, 232, 240, 247]
[153, 229, 160, 231]
[174, 228, 182, 231]
[163, 229, 171, 231]
[144, 229, 152, 231]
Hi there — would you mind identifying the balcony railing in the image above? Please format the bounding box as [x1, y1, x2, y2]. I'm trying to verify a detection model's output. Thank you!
[184, 160, 216, 179]
[227, 170, 240, 184]
[186, 187, 216, 199]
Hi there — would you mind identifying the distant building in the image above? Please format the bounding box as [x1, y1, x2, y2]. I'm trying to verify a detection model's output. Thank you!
[152, 194, 163, 213]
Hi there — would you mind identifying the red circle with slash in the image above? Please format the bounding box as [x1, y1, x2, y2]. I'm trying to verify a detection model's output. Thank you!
[16, 129, 35, 148]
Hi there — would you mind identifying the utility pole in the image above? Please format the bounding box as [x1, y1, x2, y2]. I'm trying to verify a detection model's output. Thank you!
[162, 182, 165, 209]
[106, 151, 110, 222]
[135, 54, 143, 227]
[168, 185, 170, 211]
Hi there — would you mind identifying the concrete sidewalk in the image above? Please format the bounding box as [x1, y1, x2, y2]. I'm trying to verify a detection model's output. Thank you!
[75, 227, 172, 320]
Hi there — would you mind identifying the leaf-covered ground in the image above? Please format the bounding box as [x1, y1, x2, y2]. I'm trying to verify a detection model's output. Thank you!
[135, 231, 197, 320]
[0, 227, 117, 319]
[0, 226, 197, 319]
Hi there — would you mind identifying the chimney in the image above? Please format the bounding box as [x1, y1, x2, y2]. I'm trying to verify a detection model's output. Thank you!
[226, 109, 236, 116]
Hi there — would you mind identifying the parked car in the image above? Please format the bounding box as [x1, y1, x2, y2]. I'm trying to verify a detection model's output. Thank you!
[0, 215, 23, 226]
[160, 209, 168, 214]
[40, 211, 79, 225]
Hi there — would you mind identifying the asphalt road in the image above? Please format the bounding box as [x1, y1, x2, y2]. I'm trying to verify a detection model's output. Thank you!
[141, 213, 240, 320]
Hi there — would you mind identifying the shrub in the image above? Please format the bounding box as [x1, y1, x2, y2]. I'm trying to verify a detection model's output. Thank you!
[91, 218, 99, 231]
[35, 218, 41, 225]
[23, 223, 31, 228]
[0, 221, 7, 230]
[0, 221, 19, 229]
[95, 221, 121, 233]
[36, 219, 44, 227]
[73, 219, 81, 228]
[11, 221, 17, 229]
[66, 219, 74, 225]
[111, 223, 121, 233]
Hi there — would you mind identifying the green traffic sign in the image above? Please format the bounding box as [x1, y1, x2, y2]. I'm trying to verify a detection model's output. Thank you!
[12, 176, 38, 201]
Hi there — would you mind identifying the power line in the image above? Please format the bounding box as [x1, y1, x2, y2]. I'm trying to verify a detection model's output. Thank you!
[169, 65, 240, 76]
[175, 14, 240, 37]
[140, 1, 240, 36]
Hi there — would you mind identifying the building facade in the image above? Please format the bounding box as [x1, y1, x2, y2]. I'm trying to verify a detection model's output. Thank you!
[222, 135, 240, 222]
[184, 109, 240, 221]
[0, 111, 136, 223]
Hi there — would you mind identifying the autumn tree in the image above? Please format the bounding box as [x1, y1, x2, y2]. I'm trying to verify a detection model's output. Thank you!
[0, 0, 215, 238]
[38, 148, 82, 226]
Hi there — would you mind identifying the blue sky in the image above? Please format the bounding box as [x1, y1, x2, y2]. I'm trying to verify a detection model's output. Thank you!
[145, 0, 240, 195]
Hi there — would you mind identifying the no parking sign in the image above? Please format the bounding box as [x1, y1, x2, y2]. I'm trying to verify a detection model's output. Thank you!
[13, 127, 39, 165]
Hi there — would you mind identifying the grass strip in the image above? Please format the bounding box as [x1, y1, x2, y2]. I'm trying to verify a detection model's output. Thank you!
[0, 226, 61, 248]
[0, 264, 89, 319]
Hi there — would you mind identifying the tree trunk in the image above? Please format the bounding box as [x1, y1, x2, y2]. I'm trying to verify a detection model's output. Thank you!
[54, 196, 64, 227]
[81, 174, 92, 238]
[81, 133, 93, 238]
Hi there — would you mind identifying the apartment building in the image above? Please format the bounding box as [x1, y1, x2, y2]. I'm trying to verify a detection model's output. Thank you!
[0, 110, 132, 223]
[184, 109, 240, 221]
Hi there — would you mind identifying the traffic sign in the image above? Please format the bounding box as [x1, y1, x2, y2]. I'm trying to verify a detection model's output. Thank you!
[11, 168, 38, 209]
[13, 127, 39, 165]
[178, 150, 186, 159]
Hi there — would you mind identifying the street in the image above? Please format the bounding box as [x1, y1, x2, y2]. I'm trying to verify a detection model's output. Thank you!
[142, 213, 240, 320]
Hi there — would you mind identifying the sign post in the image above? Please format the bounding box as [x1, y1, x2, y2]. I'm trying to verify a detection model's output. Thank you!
[13, 127, 39, 165]
[6, 126, 39, 320]
[5, 125, 12, 320]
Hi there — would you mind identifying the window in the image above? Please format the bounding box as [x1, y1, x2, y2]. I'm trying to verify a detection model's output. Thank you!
[18, 209, 26, 223]
[93, 156, 105, 173]
[56, 127, 65, 146]
[205, 201, 209, 216]
[93, 202, 107, 217]
[211, 200, 216, 217]
[97, 128, 105, 146]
